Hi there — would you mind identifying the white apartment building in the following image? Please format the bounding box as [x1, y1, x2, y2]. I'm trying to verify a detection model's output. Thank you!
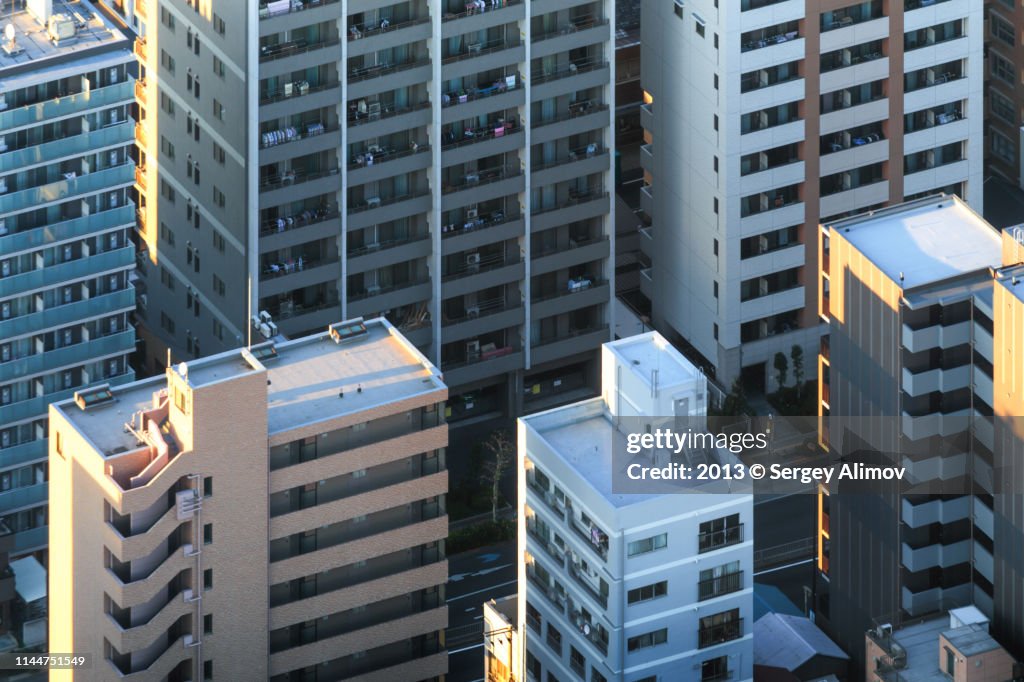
[517, 332, 753, 682]
[639, 0, 984, 391]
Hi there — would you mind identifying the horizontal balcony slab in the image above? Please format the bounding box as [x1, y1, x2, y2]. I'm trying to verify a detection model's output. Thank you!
[531, 282, 609, 319]
[347, 193, 432, 231]
[347, 105, 433, 144]
[443, 350, 523, 386]
[443, 305, 525, 343]
[347, 236, 432, 275]
[347, 281, 433, 318]
[531, 326, 608, 365]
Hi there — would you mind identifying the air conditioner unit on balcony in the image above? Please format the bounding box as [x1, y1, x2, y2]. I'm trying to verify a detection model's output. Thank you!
[466, 252, 481, 268]
[367, 284, 381, 295]
[0, 178, 7, 194]
[758, 234, 770, 253]
[0, 219, 6, 236]
[466, 339, 480, 359]
[467, 207, 478, 220]
[467, 305, 480, 318]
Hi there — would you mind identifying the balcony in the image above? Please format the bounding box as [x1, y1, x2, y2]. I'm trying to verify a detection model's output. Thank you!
[568, 516, 609, 561]
[901, 539, 970, 572]
[347, 191, 432, 231]
[532, 237, 610, 275]
[259, 125, 341, 165]
[442, 210, 522, 251]
[442, 302, 524, 343]
[347, 16, 432, 58]
[526, 569, 566, 614]
[698, 619, 744, 649]
[531, 325, 608, 365]
[0, 163, 136, 216]
[442, 123, 523, 166]
[347, 59, 433, 100]
[531, 102, 610, 145]
[0, 482, 47, 515]
[531, 191, 609, 233]
[441, 0, 524, 38]
[532, 18, 610, 60]
[347, 279, 432, 319]
[259, 167, 341, 208]
[348, 101, 432, 143]
[0, 122, 134, 170]
[531, 61, 610, 101]
[108, 636, 191, 681]
[259, 38, 342, 79]
[698, 571, 744, 601]
[526, 522, 565, 567]
[901, 364, 970, 397]
[567, 563, 607, 607]
[526, 476, 566, 520]
[0, 287, 136, 341]
[531, 147, 609, 188]
[260, 259, 340, 298]
[0, 246, 134, 299]
[531, 280, 608, 319]
[442, 166, 524, 210]
[442, 347, 523, 385]
[0, 80, 133, 131]
[259, 0, 340, 22]
[0, 205, 134, 257]
[442, 40, 525, 81]
[347, 234, 432, 275]
[0, 331, 135, 384]
[348, 145, 432, 185]
[442, 80, 524, 124]
[901, 408, 971, 440]
[259, 80, 341, 120]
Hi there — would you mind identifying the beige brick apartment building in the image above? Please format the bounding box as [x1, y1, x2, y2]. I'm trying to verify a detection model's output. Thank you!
[49, 317, 449, 681]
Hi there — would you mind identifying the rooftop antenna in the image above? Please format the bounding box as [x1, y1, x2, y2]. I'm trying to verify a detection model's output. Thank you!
[899, 271, 904, 283]
[166, 348, 171, 369]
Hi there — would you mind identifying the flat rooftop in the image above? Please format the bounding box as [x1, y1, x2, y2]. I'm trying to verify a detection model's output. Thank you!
[881, 617, 949, 682]
[56, 319, 445, 454]
[606, 331, 701, 390]
[0, 0, 127, 75]
[525, 400, 731, 508]
[831, 195, 1002, 290]
[263, 321, 443, 433]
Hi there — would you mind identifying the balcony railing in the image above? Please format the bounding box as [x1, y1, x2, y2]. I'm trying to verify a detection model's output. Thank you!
[442, 0, 521, 22]
[568, 517, 608, 561]
[348, 15, 430, 40]
[442, 165, 521, 195]
[530, 189, 607, 216]
[526, 522, 565, 567]
[260, 205, 337, 236]
[442, 210, 519, 238]
[698, 571, 744, 601]
[348, 277, 430, 302]
[567, 563, 607, 608]
[526, 570, 566, 613]
[698, 619, 744, 648]
[348, 100, 431, 126]
[349, 58, 431, 83]
[260, 80, 339, 105]
[533, 16, 607, 43]
[531, 59, 608, 86]
[442, 121, 521, 150]
[348, 190, 431, 214]
[443, 38, 521, 64]
[533, 101, 608, 128]
[259, 166, 339, 192]
[443, 76, 521, 108]
[526, 478, 565, 519]
[348, 144, 431, 170]
[349, 233, 429, 258]
[259, 0, 339, 20]
[442, 253, 519, 282]
[443, 299, 518, 327]
[259, 37, 340, 63]
[532, 146, 606, 172]
[260, 257, 337, 281]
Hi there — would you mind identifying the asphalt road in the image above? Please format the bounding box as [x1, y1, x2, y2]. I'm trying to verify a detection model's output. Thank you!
[446, 540, 518, 682]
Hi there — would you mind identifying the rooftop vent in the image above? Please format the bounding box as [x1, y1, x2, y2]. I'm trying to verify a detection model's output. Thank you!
[329, 318, 368, 344]
[74, 384, 115, 410]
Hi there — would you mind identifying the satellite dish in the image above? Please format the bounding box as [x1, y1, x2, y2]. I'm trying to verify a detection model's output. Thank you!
[4, 24, 15, 43]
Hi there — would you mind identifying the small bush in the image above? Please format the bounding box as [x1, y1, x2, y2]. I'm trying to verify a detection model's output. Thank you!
[448, 519, 515, 554]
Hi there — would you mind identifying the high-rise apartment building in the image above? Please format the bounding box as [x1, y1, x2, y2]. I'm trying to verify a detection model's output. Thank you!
[983, 0, 1024, 185]
[518, 332, 753, 682]
[49, 317, 449, 681]
[816, 195, 1024, 665]
[0, 0, 136, 568]
[639, 0, 983, 390]
[124, 0, 615, 418]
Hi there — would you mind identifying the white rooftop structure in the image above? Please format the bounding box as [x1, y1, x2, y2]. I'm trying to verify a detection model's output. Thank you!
[0, 0, 127, 75]
[831, 195, 1003, 290]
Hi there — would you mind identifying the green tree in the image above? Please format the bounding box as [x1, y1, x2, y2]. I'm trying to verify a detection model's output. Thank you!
[774, 352, 789, 389]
